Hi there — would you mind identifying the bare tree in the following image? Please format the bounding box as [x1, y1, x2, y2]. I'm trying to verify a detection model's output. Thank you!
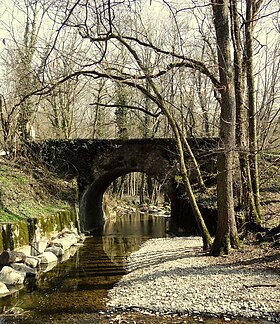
[210, 0, 240, 255]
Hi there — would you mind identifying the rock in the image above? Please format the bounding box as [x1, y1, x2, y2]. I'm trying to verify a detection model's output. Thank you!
[40, 261, 57, 273]
[63, 232, 78, 245]
[0, 266, 26, 285]
[52, 238, 72, 250]
[37, 251, 58, 264]
[31, 238, 49, 255]
[79, 234, 86, 242]
[25, 256, 40, 268]
[45, 246, 64, 257]
[0, 251, 26, 265]
[74, 243, 84, 247]
[60, 248, 71, 262]
[0, 282, 9, 295]
[10, 263, 36, 276]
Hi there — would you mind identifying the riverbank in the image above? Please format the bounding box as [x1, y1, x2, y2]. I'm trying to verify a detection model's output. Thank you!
[107, 236, 280, 323]
[0, 158, 76, 222]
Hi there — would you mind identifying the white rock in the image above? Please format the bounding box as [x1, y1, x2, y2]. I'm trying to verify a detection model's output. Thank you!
[25, 256, 40, 268]
[40, 261, 57, 273]
[31, 238, 49, 255]
[52, 238, 72, 250]
[63, 233, 78, 245]
[79, 234, 86, 242]
[74, 243, 84, 247]
[45, 246, 64, 257]
[60, 248, 71, 263]
[10, 263, 36, 276]
[37, 251, 58, 264]
[0, 282, 9, 295]
[0, 266, 26, 285]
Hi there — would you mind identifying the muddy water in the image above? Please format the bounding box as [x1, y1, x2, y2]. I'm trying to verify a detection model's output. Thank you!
[0, 213, 265, 323]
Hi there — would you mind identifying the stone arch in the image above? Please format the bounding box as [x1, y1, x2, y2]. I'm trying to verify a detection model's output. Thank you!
[79, 142, 177, 232]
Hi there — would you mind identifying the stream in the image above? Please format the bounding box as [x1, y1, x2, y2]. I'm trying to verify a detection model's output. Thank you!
[0, 212, 266, 324]
[0, 213, 171, 323]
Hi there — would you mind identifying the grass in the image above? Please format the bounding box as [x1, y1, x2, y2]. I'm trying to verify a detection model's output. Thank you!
[0, 158, 76, 223]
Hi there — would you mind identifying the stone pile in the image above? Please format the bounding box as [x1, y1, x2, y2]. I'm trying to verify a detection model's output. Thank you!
[0, 228, 85, 297]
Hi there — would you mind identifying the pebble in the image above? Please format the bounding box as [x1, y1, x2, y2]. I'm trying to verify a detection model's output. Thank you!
[107, 237, 280, 322]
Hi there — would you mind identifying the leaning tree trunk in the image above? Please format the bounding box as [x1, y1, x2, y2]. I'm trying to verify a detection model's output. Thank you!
[116, 35, 213, 249]
[211, 0, 240, 256]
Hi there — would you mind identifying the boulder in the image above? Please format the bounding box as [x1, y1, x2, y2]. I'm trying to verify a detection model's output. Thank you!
[25, 256, 40, 268]
[10, 263, 36, 276]
[0, 282, 9, 295]
[63, 232, 78, 245]
[52, 238, 71, 250]
[0, 266, 26, 285]
[40, 261, 57, 273]
[31, 238, 49, 255]
[37, 251, 57, 264]
[45, 246, 64, 257]
[0, 251, 26, 266]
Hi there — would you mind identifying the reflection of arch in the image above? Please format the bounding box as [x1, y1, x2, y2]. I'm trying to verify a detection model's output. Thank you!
[102, 213, 168, 265]
[79, 142, 177, 232]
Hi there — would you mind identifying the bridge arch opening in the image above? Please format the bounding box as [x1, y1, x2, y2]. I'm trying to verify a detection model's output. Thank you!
[105, 172, 166, 205]
[79, 168, 173, 233]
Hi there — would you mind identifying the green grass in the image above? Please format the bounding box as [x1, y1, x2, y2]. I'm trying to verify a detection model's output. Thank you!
[0, 159, 76, 223]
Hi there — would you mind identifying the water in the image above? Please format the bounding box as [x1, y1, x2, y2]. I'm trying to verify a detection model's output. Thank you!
[0, 213, 170, 323]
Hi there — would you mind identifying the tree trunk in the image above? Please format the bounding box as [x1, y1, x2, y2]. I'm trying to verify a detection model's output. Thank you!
[245, 0, 262, 224]
[230, 0, 260, 228]
[116, 35, 213, 249]
[211, 0, 240, 256]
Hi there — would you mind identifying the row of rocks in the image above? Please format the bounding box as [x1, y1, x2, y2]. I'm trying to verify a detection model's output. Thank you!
[0, 228, 85, 296]
[139, 205, 170, 217]
[107, 237, 280, 322]
[114, 205, 170, 217]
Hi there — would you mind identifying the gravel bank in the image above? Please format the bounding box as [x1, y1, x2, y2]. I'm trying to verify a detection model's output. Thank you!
[107, 237, 280, 322]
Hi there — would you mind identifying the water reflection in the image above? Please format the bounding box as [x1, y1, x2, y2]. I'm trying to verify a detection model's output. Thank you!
[103, 212, 169, 265]
[0, 212, 169, 323]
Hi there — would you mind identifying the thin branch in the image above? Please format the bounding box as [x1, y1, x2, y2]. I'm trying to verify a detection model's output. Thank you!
[89, 102, 161, 118]
[43, 0, 82, 77]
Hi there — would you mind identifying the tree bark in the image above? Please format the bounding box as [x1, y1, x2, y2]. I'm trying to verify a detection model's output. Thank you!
[230, 0, 260, 228]
[245, 0, 262, 224]
[211, 0, 240, 256]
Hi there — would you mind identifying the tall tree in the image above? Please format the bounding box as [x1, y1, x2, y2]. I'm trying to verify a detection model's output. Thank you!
[244, 0, 264, 222]
[210, 0, 240, 255]
[230, 0, 260, 229]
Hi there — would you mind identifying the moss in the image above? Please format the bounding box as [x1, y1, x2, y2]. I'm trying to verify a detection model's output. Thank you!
[2, 224, 13, 251]
[16, 176, 27, 185]
[0, 209, 26, 222]
[0, 226, 3, 252]
[11, 222, 29, 248]
[58, 210, 72, 230]
[27, 218, 36, 244]
[38, 216, 56, 236]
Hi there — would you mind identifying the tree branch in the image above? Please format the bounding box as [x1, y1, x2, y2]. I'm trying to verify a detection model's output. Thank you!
[89, 102, 161, 118]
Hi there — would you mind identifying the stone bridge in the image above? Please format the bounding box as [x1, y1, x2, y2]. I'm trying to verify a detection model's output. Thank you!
[27, 138, 218, 234]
